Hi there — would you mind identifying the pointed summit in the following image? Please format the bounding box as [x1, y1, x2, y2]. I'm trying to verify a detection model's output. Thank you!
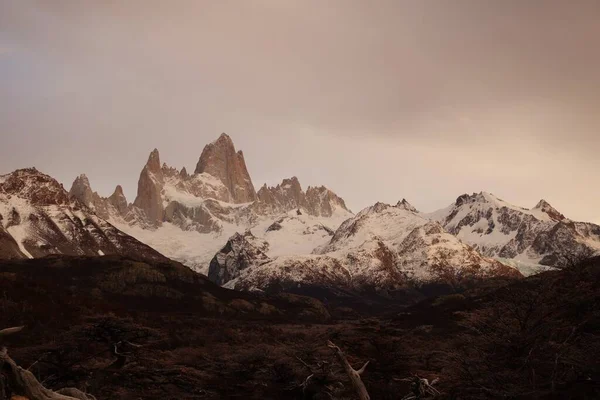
[534, 199, 565, 221]
[69, 174, 94, 207]
[133, 149, 165, 226]
[112, 184, 124, 196]
[214, 132, 233, 145]
[396, 198, 418, 212]
[146, 148, 161, 173]
[179, 167, 189, 179]
[194, 133, 257, 203]
[108, 185, 128, 215]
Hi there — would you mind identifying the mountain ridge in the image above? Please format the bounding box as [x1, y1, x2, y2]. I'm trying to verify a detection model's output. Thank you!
[0, 168, 168, 263]
[66, 134, 353, 272]
[426, 191, 600, 270]
[2, 134, 599, 293]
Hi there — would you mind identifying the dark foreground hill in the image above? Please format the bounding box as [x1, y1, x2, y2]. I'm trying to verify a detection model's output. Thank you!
[0, 255, 599, 399]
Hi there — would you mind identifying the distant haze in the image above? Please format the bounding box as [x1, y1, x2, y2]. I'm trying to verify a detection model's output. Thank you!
[1, 1, 599, 222]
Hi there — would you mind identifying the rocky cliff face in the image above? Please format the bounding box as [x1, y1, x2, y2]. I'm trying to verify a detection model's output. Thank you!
[427, 192, 600, 269]
[208, 231, 271, 285]
[0, 168, 168, 262]
[194, 133, 257, 204]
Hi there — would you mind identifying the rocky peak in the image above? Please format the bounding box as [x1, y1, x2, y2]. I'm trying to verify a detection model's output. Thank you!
[69, 174, 94, 207]
[455, 193, 473, 207]
[112, 184, 125, 197]
[1, 168, 70, 206]
[281, 176, 302, 191]
[207, 231, 271, 285]
[179, 167, 189, 179]
[133, 149, 166, 226]
[396, 198, 418, 213]
[194, 133, 257, 204]
[455, 192, 505, 207]
[367, 202, 391, 214]
[305, 185, 350, 217]
[146, 148, 161, 174]
[108, 185, 129, 215]
[279, 177, 305, 201]
[256, 177, 350, 219]
[534, 199, 565, 221]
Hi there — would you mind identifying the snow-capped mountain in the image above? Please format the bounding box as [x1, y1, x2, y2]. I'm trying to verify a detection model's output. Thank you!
[0, 168, 167, 262]
[427, 192, 600, 272]
[214, 200, 520, 292]
[68, 133, 353, 273]
[4, 132, 597, 294]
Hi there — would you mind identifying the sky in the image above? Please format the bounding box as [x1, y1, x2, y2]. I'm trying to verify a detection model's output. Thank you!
[1, 1, 599, 223]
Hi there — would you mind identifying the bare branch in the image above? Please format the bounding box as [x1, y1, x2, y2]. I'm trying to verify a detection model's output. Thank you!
[357, 361, 370, 376]
[327, 341, 370, 400]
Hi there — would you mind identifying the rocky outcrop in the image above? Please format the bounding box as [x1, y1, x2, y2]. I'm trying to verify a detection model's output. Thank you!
[194, 133, 257, 203]
[396, 221, 521, 284]
[208, 232, 271, 285]
[224, 255, 351, 292]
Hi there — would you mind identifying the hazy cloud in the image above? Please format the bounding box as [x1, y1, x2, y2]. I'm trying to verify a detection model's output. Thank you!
[1, 0, 599, 223]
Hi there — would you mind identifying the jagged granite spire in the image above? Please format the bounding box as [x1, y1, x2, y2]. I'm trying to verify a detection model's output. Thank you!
[194, 133, 257, 203]
[69, 174, 94, 207]
[133, 149, 165, 226]
[108, 185, 128, 215]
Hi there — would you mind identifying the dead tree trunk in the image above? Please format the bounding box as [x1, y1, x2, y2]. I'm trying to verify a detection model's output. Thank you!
[1, 327, 95, 400]
[1, 348, 97, 400]
[327, 341, 370, 400]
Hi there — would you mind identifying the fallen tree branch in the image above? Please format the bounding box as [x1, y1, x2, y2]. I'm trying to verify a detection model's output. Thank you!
[327, 341, 370, 400]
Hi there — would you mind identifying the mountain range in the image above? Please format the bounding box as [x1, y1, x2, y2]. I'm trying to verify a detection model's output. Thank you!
[1, 133, 599, 293]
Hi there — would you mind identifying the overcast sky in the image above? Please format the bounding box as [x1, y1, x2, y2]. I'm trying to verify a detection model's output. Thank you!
[1, 1, 599, 222]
